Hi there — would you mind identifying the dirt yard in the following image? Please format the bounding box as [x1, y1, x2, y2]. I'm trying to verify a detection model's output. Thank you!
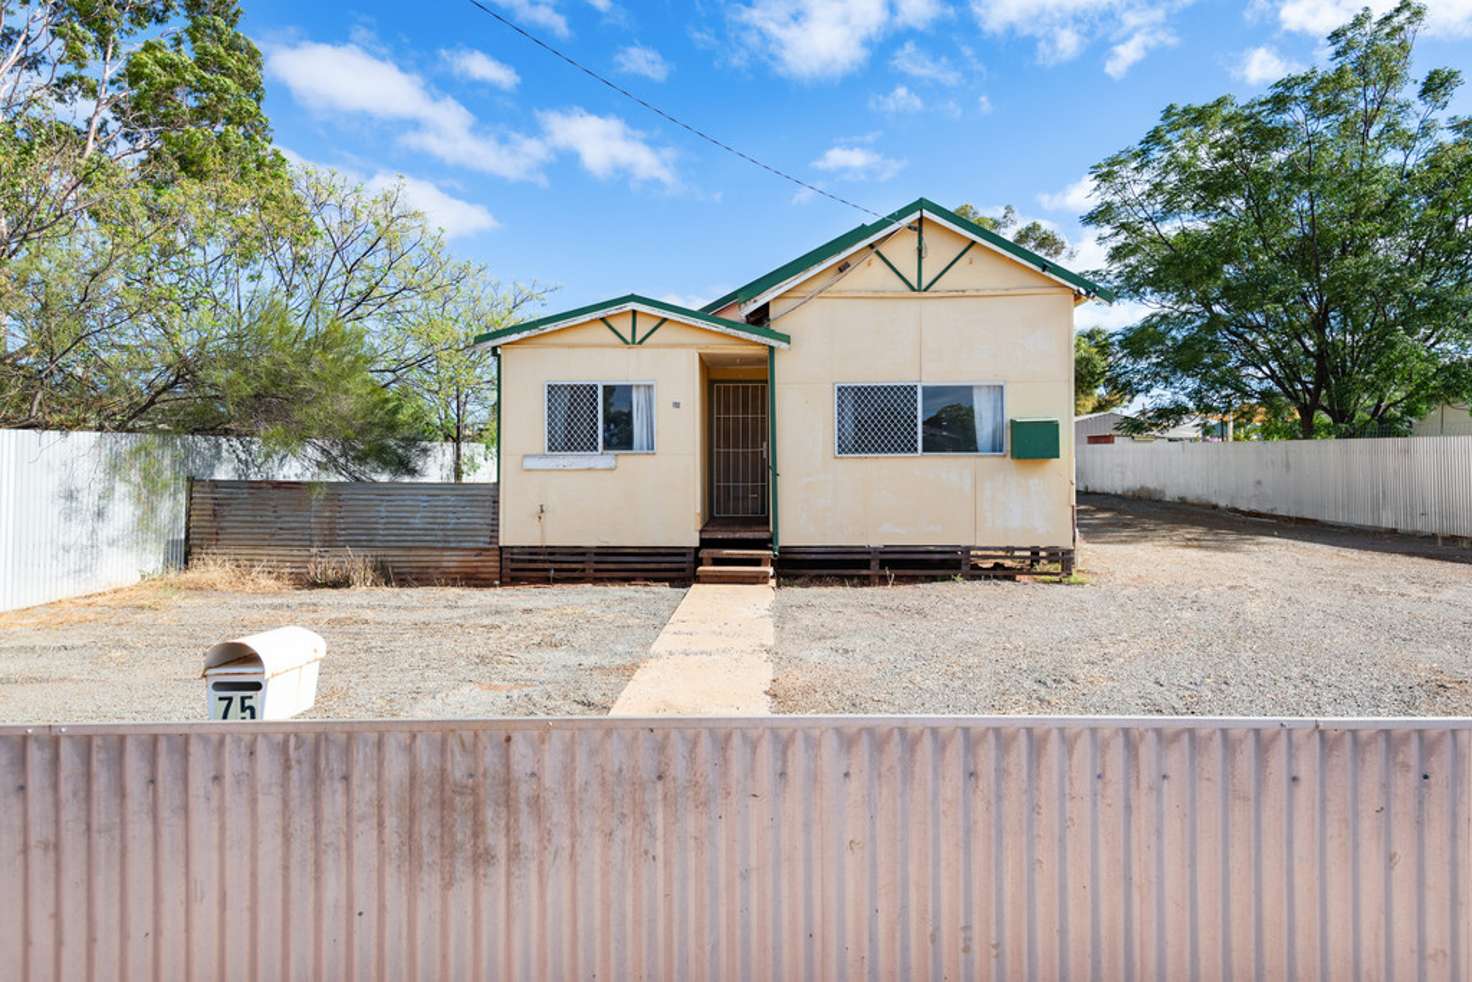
[773, 494, 1472, 717]
[4, 494, 1471, 722]
[0, 582, 683, 722]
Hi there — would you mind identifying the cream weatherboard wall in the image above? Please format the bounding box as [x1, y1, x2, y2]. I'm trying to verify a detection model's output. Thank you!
[498, 314, 764, 547]
[748, 220, 1077, 548]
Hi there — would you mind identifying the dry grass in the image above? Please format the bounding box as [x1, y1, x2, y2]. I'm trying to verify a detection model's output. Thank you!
[304, 551, 387, 589]
[153, 557, 295, 593]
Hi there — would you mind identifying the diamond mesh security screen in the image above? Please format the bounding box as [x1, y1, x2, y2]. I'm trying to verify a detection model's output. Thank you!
[836, 384, 918, 455]
[546, 383, 599, 453]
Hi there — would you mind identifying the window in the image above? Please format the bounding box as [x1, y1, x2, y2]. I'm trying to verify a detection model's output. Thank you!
[835, 383, 1004, 456]
[546, 382, 654, 453]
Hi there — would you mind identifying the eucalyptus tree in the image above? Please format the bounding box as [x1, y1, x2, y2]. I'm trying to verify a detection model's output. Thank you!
[1086, 2, 1472, 437]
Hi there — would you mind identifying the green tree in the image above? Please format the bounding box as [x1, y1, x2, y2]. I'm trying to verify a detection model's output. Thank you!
[391, 265, 546, 482]
[1074, 327, 1130, 414]
[0, 0, 276, 261]
[955, 203, 1133, 414]
[1086, 2, 1472, 438]
[953, 203, 1071, 261]
[191, 303, 432, 479]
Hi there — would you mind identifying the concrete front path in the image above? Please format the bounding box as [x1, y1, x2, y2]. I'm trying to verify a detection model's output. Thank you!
[609, 584, 774, 715]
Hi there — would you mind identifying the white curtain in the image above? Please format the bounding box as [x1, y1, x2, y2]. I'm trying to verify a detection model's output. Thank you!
[972, 385, 1004, 453]
[632, 384, 655, 451]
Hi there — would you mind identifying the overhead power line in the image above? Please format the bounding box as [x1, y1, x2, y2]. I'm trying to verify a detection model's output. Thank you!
[462, 0, 886, 221]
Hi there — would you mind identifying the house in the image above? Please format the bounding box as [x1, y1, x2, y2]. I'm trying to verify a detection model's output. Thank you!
[475, 198, 1112, 583]
[1076, 410, 1203, 444]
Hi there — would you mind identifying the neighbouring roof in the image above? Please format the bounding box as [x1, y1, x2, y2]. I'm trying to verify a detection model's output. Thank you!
[473, 293, 791, 349]
[701, 197, 1115, 315]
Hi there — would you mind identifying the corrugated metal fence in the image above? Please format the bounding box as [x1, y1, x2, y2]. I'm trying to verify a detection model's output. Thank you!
[188, 480, 499, 585]
[3, 716, 1467, 980]
[0, 429, 494, 612]
[1078, 436, 1472, 539]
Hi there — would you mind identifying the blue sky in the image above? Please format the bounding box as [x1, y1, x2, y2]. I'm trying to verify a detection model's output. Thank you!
[247, 0, 1472, 329]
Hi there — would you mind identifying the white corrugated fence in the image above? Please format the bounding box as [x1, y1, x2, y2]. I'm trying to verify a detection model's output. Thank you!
[1077, 435, 1472, 539]
[1, 716, 1467, 981]
[0, 429, 495, 612]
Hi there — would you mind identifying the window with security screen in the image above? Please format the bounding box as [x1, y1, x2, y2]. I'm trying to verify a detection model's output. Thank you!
[546, 383, 600, 453]
[546, 382, 655, 453]
[836, 383, 1005, 456]
[835, 384, 918, 455]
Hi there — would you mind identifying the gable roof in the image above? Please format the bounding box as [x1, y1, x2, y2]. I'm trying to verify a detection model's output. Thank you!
[473, 293, 791, 349]
[701, 197, 1115, 315]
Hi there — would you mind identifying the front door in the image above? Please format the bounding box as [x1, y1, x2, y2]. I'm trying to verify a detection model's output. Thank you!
[711, 382, 769, 519]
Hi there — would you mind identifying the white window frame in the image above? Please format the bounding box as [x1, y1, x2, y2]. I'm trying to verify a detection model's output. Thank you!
[833, 381, 1007, 457]
[544, 381, 657, 455]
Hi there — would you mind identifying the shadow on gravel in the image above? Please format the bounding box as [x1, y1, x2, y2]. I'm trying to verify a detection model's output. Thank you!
[1079, 492, 1472, 565]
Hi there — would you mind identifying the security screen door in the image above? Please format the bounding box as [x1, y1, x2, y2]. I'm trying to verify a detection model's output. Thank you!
[711, 382, 768, 519]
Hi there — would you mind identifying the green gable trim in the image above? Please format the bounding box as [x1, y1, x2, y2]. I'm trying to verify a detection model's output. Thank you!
[701, 197, 1115, 313]
[474, 293, 791, 349]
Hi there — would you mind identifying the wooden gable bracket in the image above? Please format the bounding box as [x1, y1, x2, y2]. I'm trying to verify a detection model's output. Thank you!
[863, 213, 987, 294]
[922, 241, 974, 291]
[600, 316, 633, 344]
[868, 242, 919, 292]
[599, 310, 670, 345]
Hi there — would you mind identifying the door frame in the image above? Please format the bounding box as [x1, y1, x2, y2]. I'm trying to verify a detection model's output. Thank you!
[706, 379, 771, 522]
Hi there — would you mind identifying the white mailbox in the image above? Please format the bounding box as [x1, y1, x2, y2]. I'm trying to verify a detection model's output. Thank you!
[203, 627, 325, 721]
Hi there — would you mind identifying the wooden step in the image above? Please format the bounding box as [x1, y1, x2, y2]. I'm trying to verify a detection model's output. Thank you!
[699, 548, 773, 563]
[695, 564, 774, 584]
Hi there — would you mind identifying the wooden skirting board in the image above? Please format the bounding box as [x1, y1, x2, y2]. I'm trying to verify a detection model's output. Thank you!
[499, 544, 1072, 585]
[500, 547, 698, 584]
[776, 545, 1074, 581]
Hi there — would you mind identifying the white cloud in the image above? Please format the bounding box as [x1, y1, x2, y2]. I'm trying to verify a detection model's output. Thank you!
[489, 0, 571, 38]
[890, 40, 962, 84]
[277, 148, 499, 239]
[443, 49, 520, 90]
[1233, 45, 1301, 85]
[1104, 25, 1174, 78]
[269, 42, 677, 188]
[658, 288, 729, 309]
[1038, 175, 1096, 213]
[614, 44, 671, 81]
[869, 83, 924, 112]
[1068, 228, 1111, 270]
[728, 0, 946, 80]
[268, 42, 470, 133]
[586, 0, 613, 10]
[364, 173, 500, 237]
[1076, 297, 1147, 330]
[971, 0, 1187, 74]
[267, 42, 549, 181]
[976, 94, 993, 114]
[537, 108, 676, 184]
[1264, 0, 1472, 37]
[811, 144, 905, 181]
[894, 0, 949, 26]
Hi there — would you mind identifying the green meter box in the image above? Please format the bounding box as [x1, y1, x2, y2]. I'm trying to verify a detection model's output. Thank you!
[1010, 418, 1060, 459]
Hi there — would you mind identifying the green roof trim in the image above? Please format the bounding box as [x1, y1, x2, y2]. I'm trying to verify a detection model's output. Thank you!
[701, 197, 1115, 312]
[473, 293, 791, 348]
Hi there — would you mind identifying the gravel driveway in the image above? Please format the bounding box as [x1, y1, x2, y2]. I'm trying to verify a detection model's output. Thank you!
[6, 494, 1471, 722]
[0, 584, 683, 723]
[772, 494, 1472, 717]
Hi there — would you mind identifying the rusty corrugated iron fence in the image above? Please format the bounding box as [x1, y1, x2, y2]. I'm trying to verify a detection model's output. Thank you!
[1077, 436, 1472, 539]
[2, 716, 1467, 980]
[187, 480, 499, 585]
[0, 429, 495, 612]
